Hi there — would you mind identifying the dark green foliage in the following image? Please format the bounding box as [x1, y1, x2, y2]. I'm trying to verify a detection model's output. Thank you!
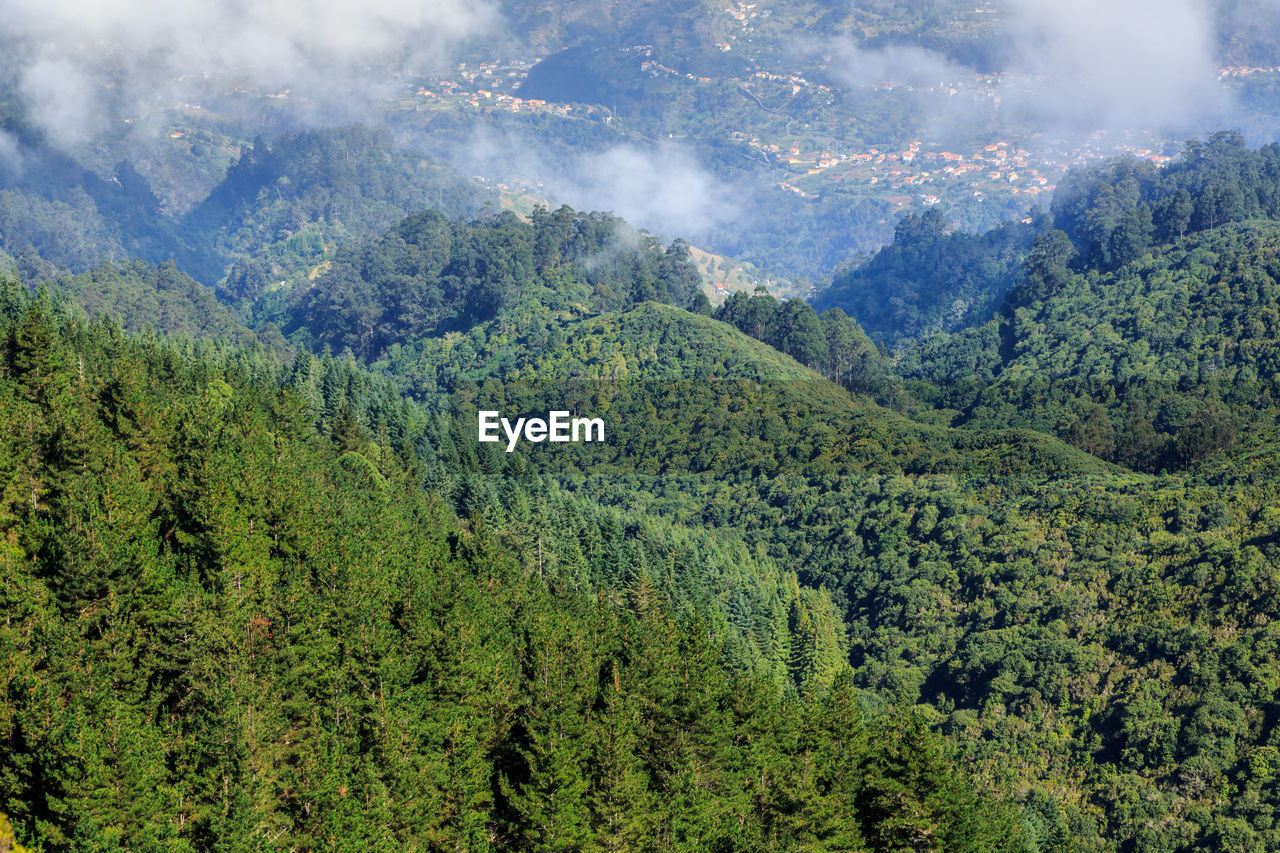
[902, 222, 1280, 472]
[1051, 131, 1280, 270]
[816, 134, 1280, 351]
[282, 205, 708, 359]
[184, 126, 494, 288]
[0, 295, 1020, 851]
[16, 124, 1280, 853]
[1010, 229, 1076, 306]
[716, 288, 892, 395]
[45, 260, 281, 350]
[815, 207, 1042, 346]
[0, 121, 493, 293]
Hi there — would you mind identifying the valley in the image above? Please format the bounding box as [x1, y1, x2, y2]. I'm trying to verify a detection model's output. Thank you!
[3, 2, 1280, 851]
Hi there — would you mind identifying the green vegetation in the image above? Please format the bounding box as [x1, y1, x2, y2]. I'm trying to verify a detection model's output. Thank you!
[13, 112, 1280, 851]
[0, 812, 31, 853]
[0, 279, 1020, 851]
[0, 120, 199, 281]
[275, 204, 708, 361]
[0, 122, 492, 293]
[891, 135, 1280, 479]
[828, 131, 1280, 351]
[186, 126, 494, 291]
[816, 207, 1043, 347]
[45, 260, 283, 351]
[715, 287, 892, 394]
[251, 134, 1280, 850]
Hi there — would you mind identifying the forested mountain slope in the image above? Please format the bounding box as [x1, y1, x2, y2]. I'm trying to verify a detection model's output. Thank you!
[714, 288, 894, 396]
[185, 126, 494, 293]
[14, 122, 1280, 851]
[274, 204, 707, 362]
[0, 122, 494, 294]
[241, 186, 1280, 851]
[900, 221, 1280, 475]
[43, 260, 285, 352]
[820, 132, 1280, 351]
[814, 209, 1043, 347]
[0, 282, 1022, 851]
[0, 114, 201, 281]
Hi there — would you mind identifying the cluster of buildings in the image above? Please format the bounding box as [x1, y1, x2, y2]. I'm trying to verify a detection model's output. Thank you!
[741, 128, 1182, 211]
[716, 1, 772, 50]
[1219, 65, 1280, 79]
[639, 53, 715, 85]
[751, 69, 832, 97]
[408, 61, 578, 119]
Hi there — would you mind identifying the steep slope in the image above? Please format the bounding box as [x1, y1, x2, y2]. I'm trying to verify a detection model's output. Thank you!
[275, 204, 709, 362]
[0, 117, 208, 281]
[0, 281, 1024, 852]
[819, 133, 1280, 351]
[814, 208, 1043, 347]
[424, 300, 1107, 479]
[901, 221, 1280, 474]
[414, 264, 1280, 852]
[44, 259, 284, 351]
[184, 126, 495, 290]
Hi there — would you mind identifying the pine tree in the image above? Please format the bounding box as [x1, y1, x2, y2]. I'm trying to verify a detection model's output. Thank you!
[789, 597, 818, 690]
[502, 615, 594, 851]
[587, 670, 654, 853]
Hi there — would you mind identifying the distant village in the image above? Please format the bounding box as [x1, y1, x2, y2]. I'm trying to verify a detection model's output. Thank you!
[758, 132, 1178, 209]
[404, 59, 583, 120]
[402, 56, 1230, 216]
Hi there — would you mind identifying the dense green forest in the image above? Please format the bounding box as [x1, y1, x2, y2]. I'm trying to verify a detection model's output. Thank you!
[257, 134, 1280, 851]
[185, 127, 495, 293]
[872, 132, 1280, 475]
[0, 280, 1023, 851]
[814, 209, 1044, 347]
[714, 288, 892, 395]
[0, 121, 492, 294]
[13, 119, 1280, 852]
[42, 260, 285, 353]
[822, 131, 1280, 350]
[274, 204, 708, 360]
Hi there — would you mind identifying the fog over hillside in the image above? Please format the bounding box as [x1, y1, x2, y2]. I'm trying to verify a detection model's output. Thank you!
[0, 0, 497, 147]
[825, 0, 1230, 138]
[0, 0, 1275, 270]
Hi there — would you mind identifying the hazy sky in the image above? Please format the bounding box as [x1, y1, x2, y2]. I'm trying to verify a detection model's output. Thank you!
[826, 0, 1231, 139]
[1, 0, 497, 146]
[0, 0, 1255, 251]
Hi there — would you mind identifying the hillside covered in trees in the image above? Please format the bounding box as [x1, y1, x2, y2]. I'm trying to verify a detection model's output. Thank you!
[0, 278, 1022, 851]
[11, 122, 1280, 853]
[818, 131, 1280, 348]
[0, 122, 493, 294]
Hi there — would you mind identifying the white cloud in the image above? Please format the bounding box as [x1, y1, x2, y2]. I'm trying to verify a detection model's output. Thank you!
[823, 0, 1229, 138]
[0, 129, 22, 174]
[453, 128, 737, 243]
[826, 41, 971, 91]
[1001, 0, 1224, 132]
[564, 144, 738, 242]
[1, 0, 498, 146]
[18, 56, 104, 148]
